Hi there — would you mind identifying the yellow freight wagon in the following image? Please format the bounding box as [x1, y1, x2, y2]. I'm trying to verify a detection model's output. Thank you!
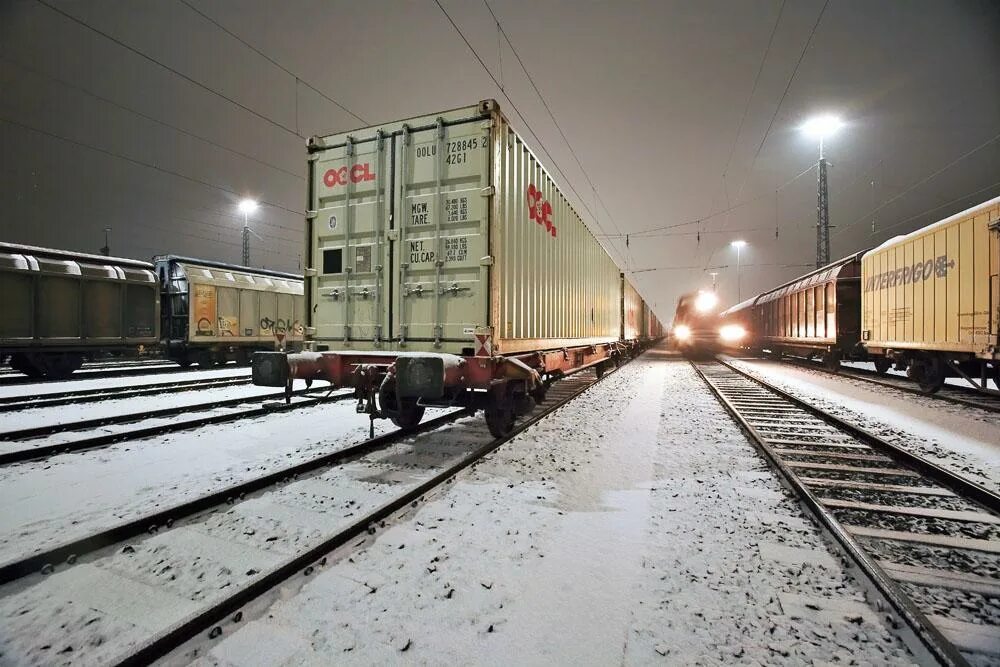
[860, 196, 1000, 391]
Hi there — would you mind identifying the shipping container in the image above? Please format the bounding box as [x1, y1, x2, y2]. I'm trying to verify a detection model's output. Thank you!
[0, 242, 159, 378]
[622, 276, 643, 341]
[303, 99, 621, 357]
[155, 256, 304, 366]
[860, 196, 1000, 390]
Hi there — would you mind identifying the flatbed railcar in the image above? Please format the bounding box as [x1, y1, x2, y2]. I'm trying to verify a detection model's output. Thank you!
[0, 243, 159, 379]
[252, 99, 661, 436]
[155, 256, 304, 367]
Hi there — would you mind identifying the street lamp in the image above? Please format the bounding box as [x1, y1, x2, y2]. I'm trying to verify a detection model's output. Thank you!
[801, 114, 843, 268]
[237, 198, 259, 267]
[731, 240, 747, 302]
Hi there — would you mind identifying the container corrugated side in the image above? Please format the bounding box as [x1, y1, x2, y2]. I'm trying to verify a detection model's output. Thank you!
[861, 197, 999, 357]
[491, 109, 621, 354]
[622, 276, 643, 340]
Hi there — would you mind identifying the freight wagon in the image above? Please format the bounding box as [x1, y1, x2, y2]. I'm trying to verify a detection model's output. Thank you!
[721, 196, 1000, 393]
[253, 99, 660, 435]
[735, 252, 865, 371]
[155, 256, 304, 367]
[861, 196, 1000, 391]
[0, 243, 160, 378]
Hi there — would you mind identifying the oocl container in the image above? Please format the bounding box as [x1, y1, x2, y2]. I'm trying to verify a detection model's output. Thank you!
[304, 99, 622, 357]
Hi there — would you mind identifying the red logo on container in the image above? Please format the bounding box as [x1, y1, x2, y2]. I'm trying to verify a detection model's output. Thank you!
[527, 184, 556, 237]
[323, 163, 376, 187]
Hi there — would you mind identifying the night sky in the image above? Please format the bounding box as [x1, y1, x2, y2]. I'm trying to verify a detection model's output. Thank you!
[2, 0, 998, 320]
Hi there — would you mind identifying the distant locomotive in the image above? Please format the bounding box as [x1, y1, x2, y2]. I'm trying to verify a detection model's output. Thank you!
[0, 243, 304, 379]
[671, 290, 746, 357]
[723, 195, 1000, 393]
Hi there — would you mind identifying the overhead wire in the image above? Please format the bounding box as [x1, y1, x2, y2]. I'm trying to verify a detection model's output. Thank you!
[176, 0, 367, 125]
[731, 0, 830, 207]
[481, 0, 628, 245]
[833, 129, 1000, 238]
[1, 56, 304, 181]
[34, 0, 305, 139]
[717, 0, 787, 206]
[433, 0, 623, 261]
[0, 116, 303, 217]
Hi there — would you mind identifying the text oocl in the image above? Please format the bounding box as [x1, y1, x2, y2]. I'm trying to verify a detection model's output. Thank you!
[323, 163, 376, 187]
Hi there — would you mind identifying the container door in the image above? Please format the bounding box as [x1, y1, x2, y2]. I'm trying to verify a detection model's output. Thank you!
[393, 119, 491, 348]
[311, 134, 388, 344]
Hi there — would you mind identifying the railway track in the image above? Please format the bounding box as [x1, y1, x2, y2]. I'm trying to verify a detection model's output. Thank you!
[0, 387, 346, 465]
[693, 359, 999, 666]
[761, 355, 1000, 414]
[0, 362, 226, 387]
[0, 376, 253, 413]
[0, 362, 611, 666]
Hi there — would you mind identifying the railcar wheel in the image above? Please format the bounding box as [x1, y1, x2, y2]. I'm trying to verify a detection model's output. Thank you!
[822, 352, 841, 373]
[873, 358, 891, 375]
[195, 351, 217, 368]
[10, 353, 44, 379]
[912, 355, 946, 394]
[39, 354, 83, 380]
[484, 403, 516, 438]
[390, 399, 425, 431]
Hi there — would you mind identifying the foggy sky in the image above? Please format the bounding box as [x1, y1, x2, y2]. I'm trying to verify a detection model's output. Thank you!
[1, 0, 998, 321]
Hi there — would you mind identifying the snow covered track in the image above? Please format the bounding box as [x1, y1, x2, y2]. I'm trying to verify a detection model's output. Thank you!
[0, 362, 208, 387]
[0, 376, 253, 413]
[779, 356, 1000, 414]
[0, 389, 346, 466]
[0, 365, 610, 666]
[694, 359, 1000, 666]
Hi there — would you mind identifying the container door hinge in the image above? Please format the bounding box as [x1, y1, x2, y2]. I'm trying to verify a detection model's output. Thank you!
[305, 326, 317, 336]
[480, 186, 495, 197]
[479, 256, 494, 266]
[387, 230, 400, 241]
[306, 210, 318, 220]
[304, 268, 317, 277]
[307, 152, 320, 162]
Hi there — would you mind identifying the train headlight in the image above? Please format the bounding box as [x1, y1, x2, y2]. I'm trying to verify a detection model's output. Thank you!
[673, 324, 692, 341]
[719, 324, 746, 342]
[694, 291, 718, 313]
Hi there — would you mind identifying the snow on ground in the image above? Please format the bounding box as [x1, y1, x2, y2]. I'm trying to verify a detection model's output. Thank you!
[842, 360, 1000, 392]
[0, 412, 484, 665]
[0, 366, 251, 400]
[197, 349, 915, 666]
[0, 383, 292, 432]
[726, 356, 1000, 493]
[0, 397, 441, 567]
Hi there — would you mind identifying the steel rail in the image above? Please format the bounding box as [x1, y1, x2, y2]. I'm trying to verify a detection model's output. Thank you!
[0, 387, 324, 441]
[0, 391, 350, 466]
[0, 409, 469, 587]
[0, 376, 253, 411]
[0, 363, 222, 387]
[759, 355, 1000, 415]
[694, 358, 999, 667]
[111, 366, 614, 666]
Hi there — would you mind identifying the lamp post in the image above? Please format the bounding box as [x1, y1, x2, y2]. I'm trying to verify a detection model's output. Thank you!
[801, 114, 844, 268]
[731, 240, 747, 302]
[237, 199, 259, 267]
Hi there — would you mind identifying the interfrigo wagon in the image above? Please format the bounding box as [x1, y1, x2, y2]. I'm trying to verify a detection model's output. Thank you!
[252, 99, 661, 435]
